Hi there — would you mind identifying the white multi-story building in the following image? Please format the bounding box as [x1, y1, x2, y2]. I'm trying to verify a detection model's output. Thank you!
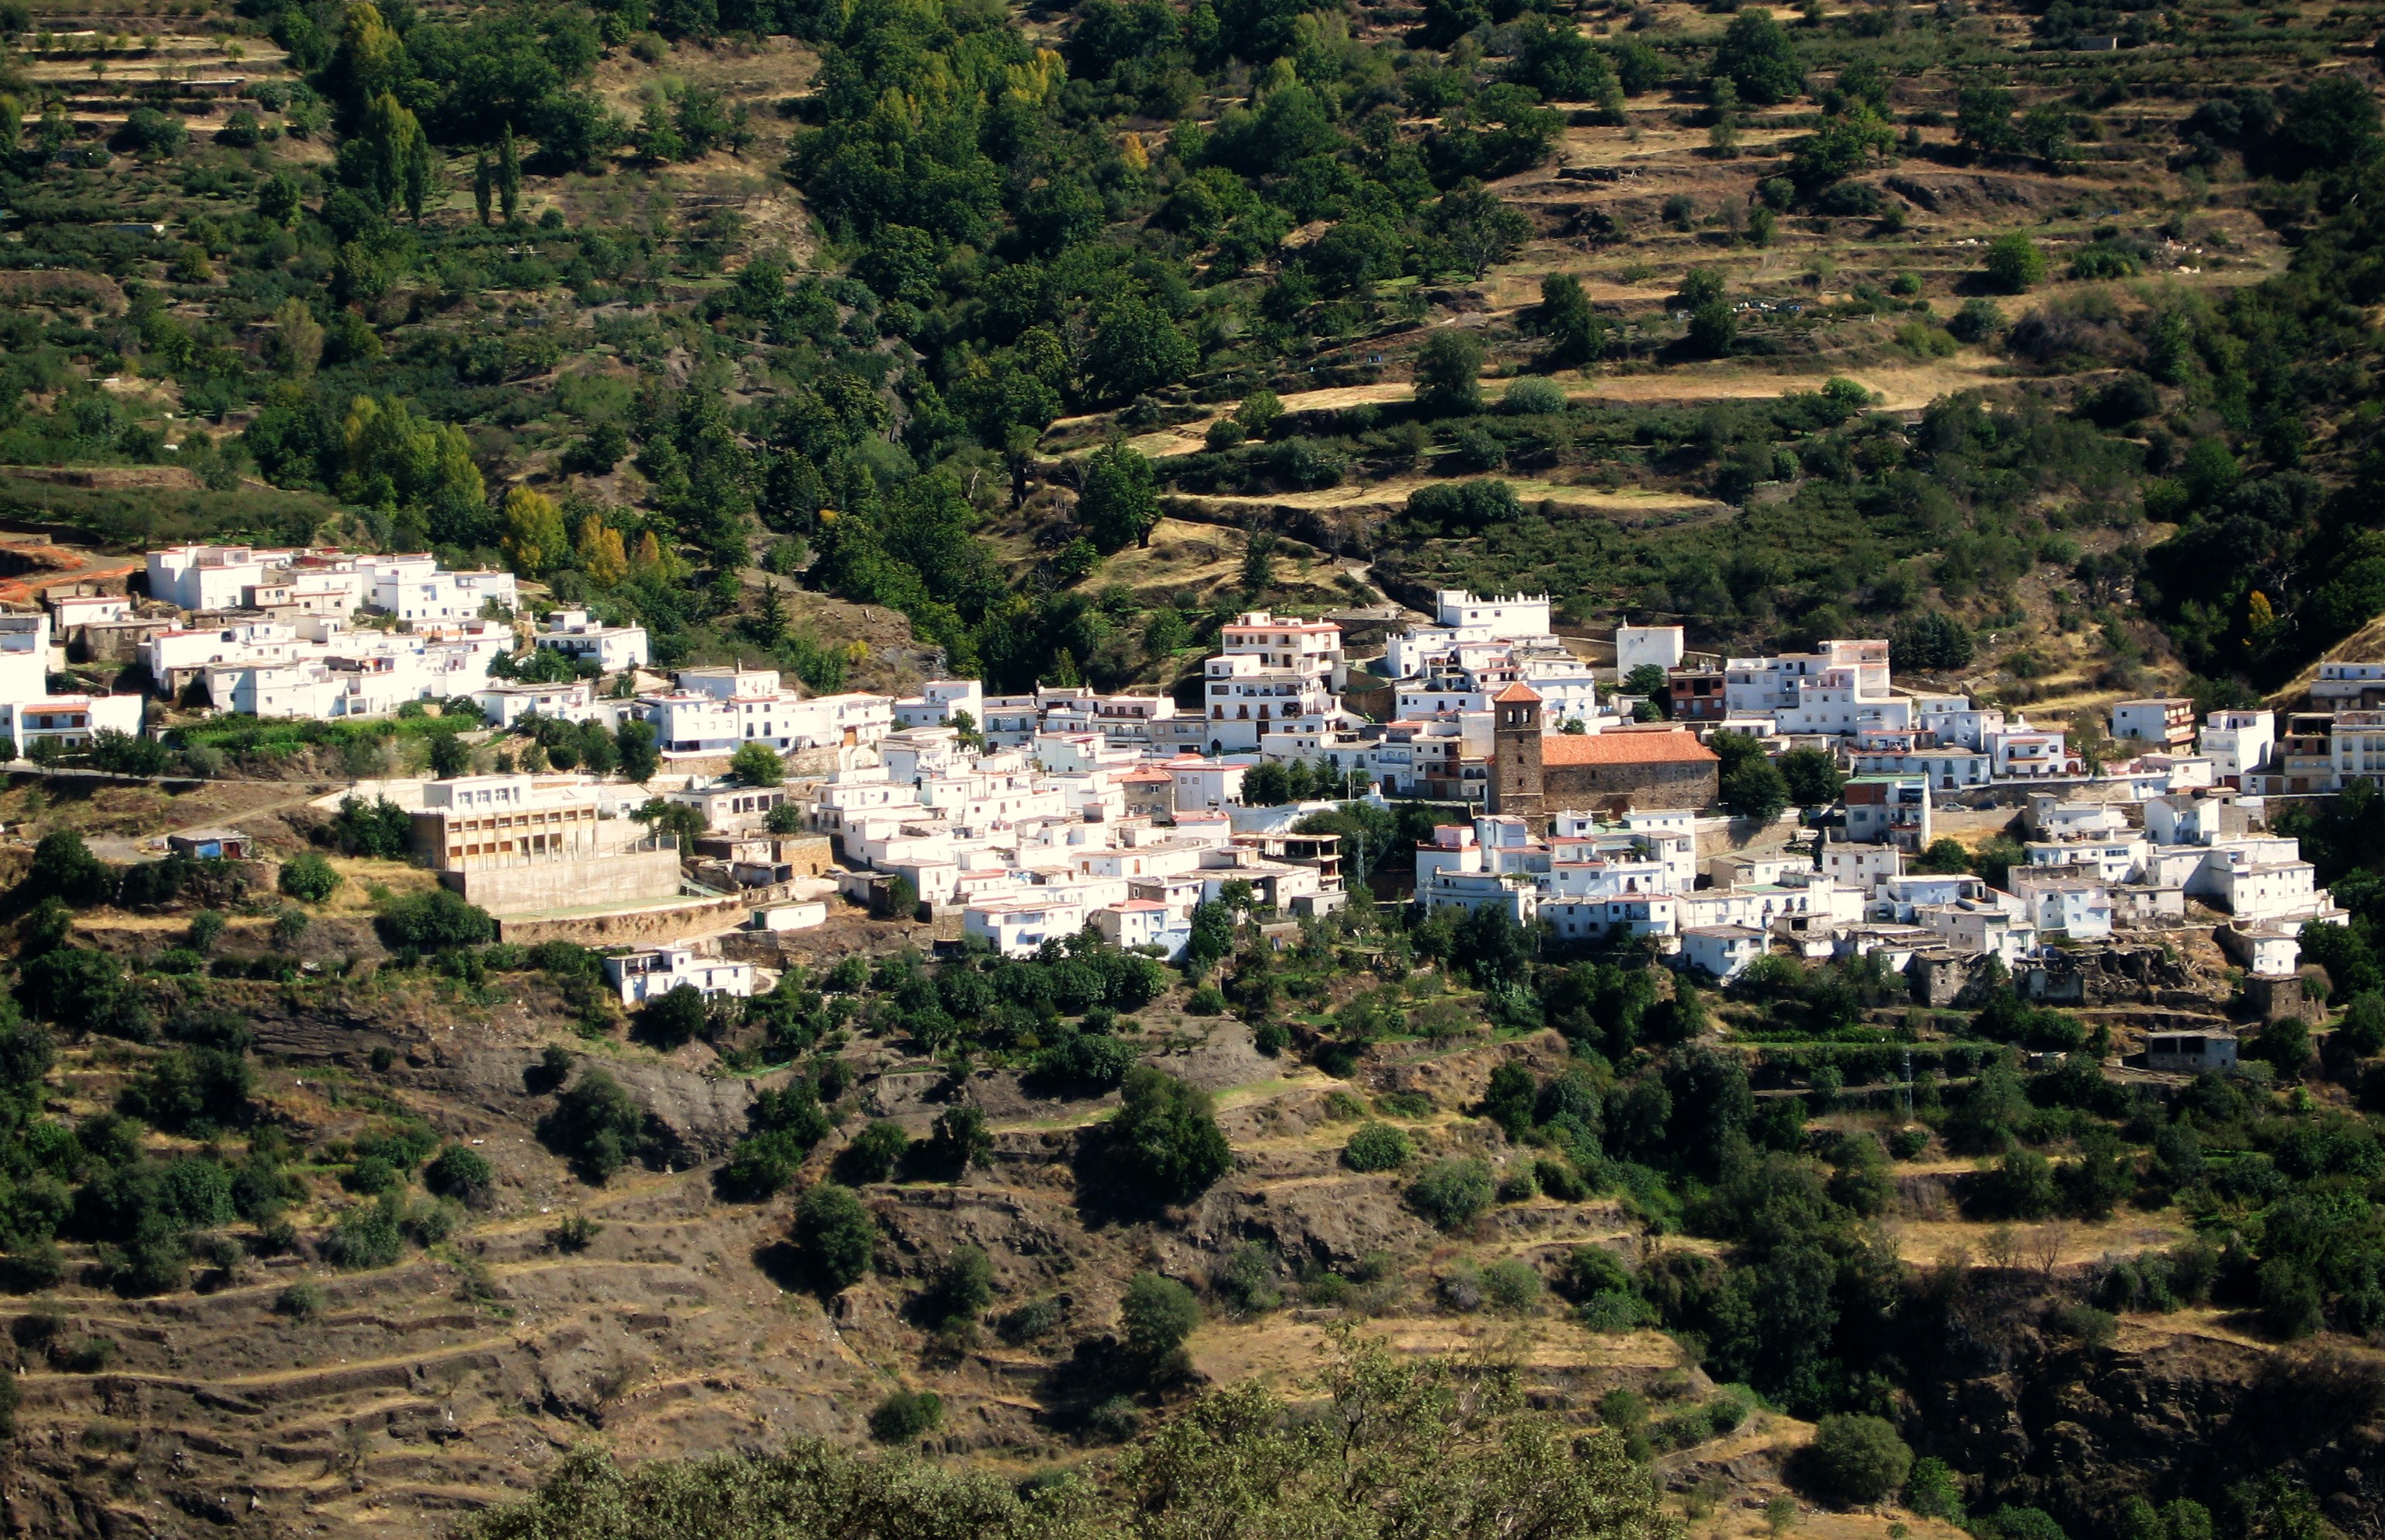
[1679, 925, 1766, 982]
[640, 668, 890, 758]
[2010, 875, 2115, 940]
[1821, 841, 1904, 893]
[0, 609, 151, 754]
[2334, 711, 2385, 786]
[474, 679, 602, 729]
[893, 678, 985, 730]
[0, 692, 146, 755]
[2206, 855, 2326, 924]
[364, 556, 518, 623]
[2144, 792, 2237, 848]
[2199, 709, 2274, 786]
[603, 942, 756, 1006]
[1613, 623, 1686, 680]
[1194, 612, 1349, 753]
[1168, 758, 1248, 813]
[1918, 703, 2007, 751]
[2028, 795, 2129, 840]
[1850, 747, 1991, 790]
[184, 623, 512, 719]
[2312, 660, 2385, 709]
[137, 546, 550, 720]
[1915, 899, 2037, 966]
[1984, 723, 2078, 779]
[2022, 836, 2148, 885]
[1875, 872, 1988, 920]
[148, 544, 279, 611]
[1434, 590, 1551, 637]
[2112, 698, 2195, 751]
[1725, 640, 1890, 718]
[535, 609, 649, 674]
[1774, 664, 1914, 737]
[0, 613, 51, 705]
[1842, 775, 1932, 848]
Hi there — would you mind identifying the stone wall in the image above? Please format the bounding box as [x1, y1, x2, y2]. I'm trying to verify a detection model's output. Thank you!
[1692, 810, 1804, 858]
[1909, 949, 1991, 1007]
[1543, 759, 1717, 812]
[2243, 969, 2326, 1025]
[2019, 942, 2197, 1006]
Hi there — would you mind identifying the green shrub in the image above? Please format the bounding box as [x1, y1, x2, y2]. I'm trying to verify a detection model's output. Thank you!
[1803, 1413, 1912, 1504]
[377, 888, 496, 950]
[638, 983, 710, 1049]
[1903, 1456, 1964, 1520]
[1120, 1271, 1199, 1362]
[548, 1212, 603, 1251]
[1109, 1067, 1232, 1203]
[27, 831, 114, 907]
[2053, 1302, 2117, 1349]
[1214, 1240, 1282, 1315]
[867, 1389, 944, 1443]
[1501, 377, 1568, 415]
[793, 1182, 877, 1295]
[921, 1246, 994, 1325]
[325, 1194, 405, 1270]
[425, 1144, 494, 1205]
[1535, 1157, 1590, 1200]
[278, 852, 343, 903]
[1481, 1257, 1543, 1311]
[1982, 232, 2047, 293]
[64, 1337, 116, 1373]
[1342, 1122, 1413, 1171]
[998, 1297, 1064, 1344]
[1408, 1157, 1495, 1230]
[1948, 297, 2006, 342]
[273, 1281, 326, 1320]
[536, 1068, 652, 1184]
[835, 1120, 913, 1184]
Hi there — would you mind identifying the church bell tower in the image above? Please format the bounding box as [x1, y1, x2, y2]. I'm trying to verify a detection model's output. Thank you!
[1489, 682, 1546, 834]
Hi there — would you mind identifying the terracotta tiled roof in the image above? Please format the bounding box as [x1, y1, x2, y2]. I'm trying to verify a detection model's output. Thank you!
[1491, 682, 1543, 703]
[1539, 731, 1719, 766]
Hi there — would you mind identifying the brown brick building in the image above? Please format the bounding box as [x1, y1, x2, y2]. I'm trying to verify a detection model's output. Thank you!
[1490, 684, 1719, 832]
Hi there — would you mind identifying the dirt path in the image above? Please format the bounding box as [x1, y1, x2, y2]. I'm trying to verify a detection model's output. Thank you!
[1095, 356, 2004, 461]
[1174, 474, 1725, 518]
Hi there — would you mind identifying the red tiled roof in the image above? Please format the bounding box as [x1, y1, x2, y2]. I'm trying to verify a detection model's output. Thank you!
[1491, 682, 1543, 703]
[1538, 731, 1719, 766]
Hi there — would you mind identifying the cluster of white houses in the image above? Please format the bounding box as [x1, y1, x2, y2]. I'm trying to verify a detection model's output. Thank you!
[23, 553, 2384, 1017]
[1417, 779, 2340, 992]
[0, 610, 146, 758]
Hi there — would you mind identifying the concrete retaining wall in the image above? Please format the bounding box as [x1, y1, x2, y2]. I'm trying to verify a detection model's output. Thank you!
[495, 893, 752, 947]
[439, 848, 682, 916]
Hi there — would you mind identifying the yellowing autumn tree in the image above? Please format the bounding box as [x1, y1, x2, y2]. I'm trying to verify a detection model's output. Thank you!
[577, 517, 629, 588]
[502, 487, 569, 577]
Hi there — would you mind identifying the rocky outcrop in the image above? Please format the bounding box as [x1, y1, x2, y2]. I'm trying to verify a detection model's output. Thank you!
[1905, 1304, 2385, 1535]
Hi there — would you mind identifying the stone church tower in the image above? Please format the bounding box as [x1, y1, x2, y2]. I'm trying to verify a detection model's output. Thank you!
[1489, 682, 1546, 834]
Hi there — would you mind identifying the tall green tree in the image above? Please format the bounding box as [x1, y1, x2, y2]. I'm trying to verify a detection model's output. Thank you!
[1414, 329, 1485, 417]
[1078, 442, 1160, 553]
[341, 92, 437, 220]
